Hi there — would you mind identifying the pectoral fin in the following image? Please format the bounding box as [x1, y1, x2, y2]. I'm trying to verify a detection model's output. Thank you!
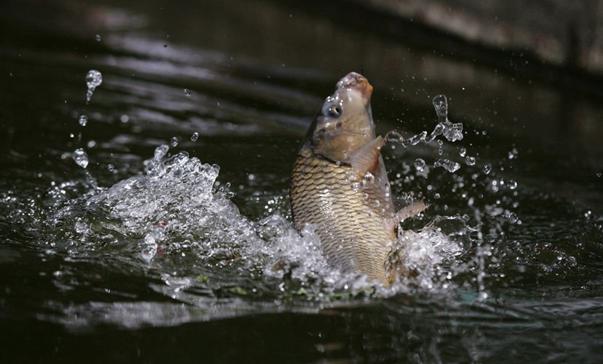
[385, 201, 429, 234]
[396, 201, 428, 222]
[347, 136, 385, 177]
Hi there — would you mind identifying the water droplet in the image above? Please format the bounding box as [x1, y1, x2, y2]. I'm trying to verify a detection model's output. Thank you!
[490, 179, 499, 192]
[385, 130, 404, 145]
[408, 131, 427, 145]
[508, 148, 518, 160]
[170, 137, 179, 147]
[73, 148, 89, 168]
[363, 172, 375, 184]
[442, 121, 463, 142]
[85, 69, 102, 103]
[184, 88, 192, 97]
[426, 123, 444, 142]
[508, 180, 518, 190]
[414, 158, 426, 172]
[78, 114, 88, 126]
[432, 94, 448, 121]
[190, 132, 200, 142]
[141, 232, 158, 263]
[154, 145, 169, 160]
[87, 140, 96, 148]
[437, 139, 444, 155]
[434, 159, 461, 173]
[465, 156, 476, 166]
[95, 34, 102, 42]
[459, 147, 467, 157]
[483, 163, 492, 175]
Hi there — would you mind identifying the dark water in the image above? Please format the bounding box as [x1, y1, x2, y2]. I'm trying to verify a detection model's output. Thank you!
[1, 0, 603, 362]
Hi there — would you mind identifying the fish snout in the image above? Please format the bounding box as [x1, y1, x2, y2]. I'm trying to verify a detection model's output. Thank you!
[337, 72, 373, 101]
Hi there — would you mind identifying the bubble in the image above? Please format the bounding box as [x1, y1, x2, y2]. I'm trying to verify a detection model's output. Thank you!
[78, 115, 88, 126]
[184, 88, 192, 97]
[465, 156, 476, 166]
[170, 137, 179, 148]
[73, 148, 89, 168]
[190, 132, 200, 142]
[120, 114, 130, 123]
[95, 34, 102, 42]
[85, 70, 102, 103]
[459, 147, 467, 157]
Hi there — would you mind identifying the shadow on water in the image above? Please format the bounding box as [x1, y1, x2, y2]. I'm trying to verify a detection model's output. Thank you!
[1, 0, 603, 363]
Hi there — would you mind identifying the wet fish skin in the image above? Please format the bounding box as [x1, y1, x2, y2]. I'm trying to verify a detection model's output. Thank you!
[290, 72, 417, 284]
[291, 145, 394, 283]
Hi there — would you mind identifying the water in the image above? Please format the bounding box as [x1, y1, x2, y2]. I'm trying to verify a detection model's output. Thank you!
[72, 148, 89, 169]
[1, 0, 603, 362]
[85, 70, 103, 103]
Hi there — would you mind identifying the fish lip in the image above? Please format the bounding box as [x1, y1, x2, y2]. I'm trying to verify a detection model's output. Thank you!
[336, 72, 373, 101]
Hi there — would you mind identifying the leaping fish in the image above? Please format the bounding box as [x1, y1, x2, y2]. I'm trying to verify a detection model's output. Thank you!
[290, 72, 426, 284]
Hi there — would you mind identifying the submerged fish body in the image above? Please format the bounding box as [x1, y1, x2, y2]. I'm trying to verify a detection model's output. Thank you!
[290, 72, 423, 284]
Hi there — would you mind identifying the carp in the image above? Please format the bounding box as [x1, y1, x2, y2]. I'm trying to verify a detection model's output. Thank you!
[290, 72, 425, 284]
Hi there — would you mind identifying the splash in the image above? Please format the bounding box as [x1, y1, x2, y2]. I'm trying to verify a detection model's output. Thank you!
[390, 229, 462, 290]
[46, 144, 465, 302]
[77, 146, 358, 293]
[386, 94, 466, 172]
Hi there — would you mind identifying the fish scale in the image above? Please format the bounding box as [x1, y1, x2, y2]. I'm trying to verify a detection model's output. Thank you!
[290, 147, 395, 283]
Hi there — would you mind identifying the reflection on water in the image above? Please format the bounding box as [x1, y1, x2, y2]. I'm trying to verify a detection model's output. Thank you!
[1, 0, 603, 362]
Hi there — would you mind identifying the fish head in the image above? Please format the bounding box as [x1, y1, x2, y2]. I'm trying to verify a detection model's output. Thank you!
[308, 72, 376, 161]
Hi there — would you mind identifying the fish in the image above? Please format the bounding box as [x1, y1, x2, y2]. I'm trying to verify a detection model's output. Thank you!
[290, 72, 426, 284]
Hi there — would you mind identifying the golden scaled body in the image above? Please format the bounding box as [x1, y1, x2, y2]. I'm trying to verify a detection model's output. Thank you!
[291, 146, 395, 283]
[290, 72, 425, 284]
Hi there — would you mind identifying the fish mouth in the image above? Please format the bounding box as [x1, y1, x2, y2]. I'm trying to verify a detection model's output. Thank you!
[336, 72, 373, 102]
